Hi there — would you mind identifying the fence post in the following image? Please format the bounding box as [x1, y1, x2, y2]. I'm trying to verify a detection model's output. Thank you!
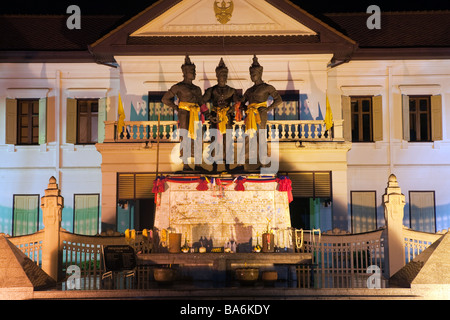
[383, 174, 406, 278]
[40, 176, 64, 281]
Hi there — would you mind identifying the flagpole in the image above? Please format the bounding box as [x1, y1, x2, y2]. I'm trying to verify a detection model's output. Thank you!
[156, 107, 161, 177]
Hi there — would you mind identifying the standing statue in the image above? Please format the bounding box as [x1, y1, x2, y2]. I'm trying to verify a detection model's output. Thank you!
[203, 58, 241, 172]
[241, 55, 282, 167]
[161, 55, 205, 171]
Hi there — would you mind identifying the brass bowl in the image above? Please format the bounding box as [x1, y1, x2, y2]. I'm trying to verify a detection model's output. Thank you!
[235, 268, 259, 284]
[153, 268, 176, 283]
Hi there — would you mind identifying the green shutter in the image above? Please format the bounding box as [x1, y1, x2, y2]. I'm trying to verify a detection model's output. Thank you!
[410, 192, 435, 233]
[351, 191, 377, 233]
[98, 97, 107, 143]
[13, 195, 39, 236]
[74, 195, 99, 235]
[341, 95, 351, 141]
[431, 95, 442, 141]
[402, 94, 410, 141]
[372, 95, 383, 141]
[66, 98, 77, 144]
[39, 97, 47, 144]
[5, 98, 17, 145]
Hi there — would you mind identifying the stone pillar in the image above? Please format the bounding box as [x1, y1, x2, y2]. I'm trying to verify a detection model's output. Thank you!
[383, 174, 406, 277]
[40, 176, 64, 281]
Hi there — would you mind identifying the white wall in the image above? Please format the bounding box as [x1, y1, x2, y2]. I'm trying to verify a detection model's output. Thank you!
[329, 59, 450, 232]
[0, 62, 117, 234]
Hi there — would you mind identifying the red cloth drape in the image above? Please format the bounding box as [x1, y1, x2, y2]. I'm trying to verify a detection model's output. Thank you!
[234, 177, 246, 191]
[276, 176, 293, 203]
[196, 178, 209, 191]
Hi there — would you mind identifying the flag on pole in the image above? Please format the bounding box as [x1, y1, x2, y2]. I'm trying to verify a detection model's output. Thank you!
[118, 92, 125, 134]
[325, 94, 333, 131]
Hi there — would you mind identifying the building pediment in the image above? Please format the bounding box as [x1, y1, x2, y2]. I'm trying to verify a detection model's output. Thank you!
[90, 0, 356, 64]
[130, 0, 316, 37]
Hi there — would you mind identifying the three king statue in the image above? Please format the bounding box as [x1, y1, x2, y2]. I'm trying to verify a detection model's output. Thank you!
[161, 55, 282, 173]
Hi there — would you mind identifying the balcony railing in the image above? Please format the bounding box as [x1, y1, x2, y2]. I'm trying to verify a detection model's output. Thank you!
[104, 120, 344, 143]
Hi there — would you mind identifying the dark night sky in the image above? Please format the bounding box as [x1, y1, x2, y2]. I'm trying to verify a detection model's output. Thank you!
[1, 0, 449, 15]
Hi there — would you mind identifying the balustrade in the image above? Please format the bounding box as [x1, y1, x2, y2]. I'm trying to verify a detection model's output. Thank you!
[104, 120, 342, 143]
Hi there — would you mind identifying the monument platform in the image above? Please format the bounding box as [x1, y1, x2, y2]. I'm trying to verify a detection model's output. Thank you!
[152, 174, 294, 251]
[137, 252, 312, 284]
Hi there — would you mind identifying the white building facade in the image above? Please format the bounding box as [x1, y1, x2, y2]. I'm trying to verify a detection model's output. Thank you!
[0, 0, 449, 237]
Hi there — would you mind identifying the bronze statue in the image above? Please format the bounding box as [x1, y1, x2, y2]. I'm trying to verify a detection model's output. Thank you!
[242, 55, 282, 134]
[241, 55, 282, 168]
[202, 58, 241, 172]
[161, 55, 205, 171]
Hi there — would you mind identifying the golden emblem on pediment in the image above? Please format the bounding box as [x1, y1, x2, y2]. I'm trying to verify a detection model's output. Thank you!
[214, 0, 234, 24]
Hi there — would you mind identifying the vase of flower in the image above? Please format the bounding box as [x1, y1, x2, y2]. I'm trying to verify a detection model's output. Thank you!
[168, 233, 182, 253]
[262, 232, 275, 252]
[262, 218, 275, 252]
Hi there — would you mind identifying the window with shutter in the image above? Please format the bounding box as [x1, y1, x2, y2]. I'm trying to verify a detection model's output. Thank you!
[350, 96, 373, 142]
[287, 172, 332, 230]
[409, 96, 431, 142]
[17, 99, 40, 145]
[403, 95, 441, 142]
[409, 191, 436, 233]
[288, 172, 331, 199]
[66, 97, 105, 144]
[117, 173, 156, 232]
[351, 191, 377, 233]
[13, 195, 39, 236]
[74, 194, 99, 235]
[77, 99, 99, 144]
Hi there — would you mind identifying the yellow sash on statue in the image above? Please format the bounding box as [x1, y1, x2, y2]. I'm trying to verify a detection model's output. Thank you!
[216, 106, 230, 134]
[245, 102, 267, 137]
[178, 101, 200, 139]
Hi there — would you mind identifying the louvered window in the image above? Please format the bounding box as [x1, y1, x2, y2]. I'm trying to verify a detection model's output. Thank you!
[118, 173, 156, 200]
[288, 172, 331, 199]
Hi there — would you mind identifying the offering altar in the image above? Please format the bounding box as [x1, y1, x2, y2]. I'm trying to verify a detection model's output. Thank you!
[152, 174, 294, 252]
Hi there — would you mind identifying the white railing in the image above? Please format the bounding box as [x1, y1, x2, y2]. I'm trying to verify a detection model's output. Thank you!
[296, 228, 386, 288]
[104, 120, 344, 143]
[402, 227, 444, 264]
[8, 230, 45, 267]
